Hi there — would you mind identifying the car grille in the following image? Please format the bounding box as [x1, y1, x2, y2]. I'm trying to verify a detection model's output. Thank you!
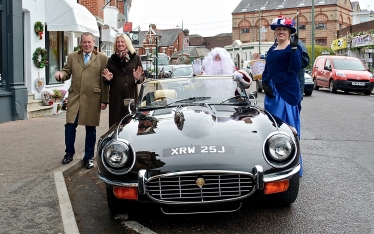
[145, 172, 256, 203]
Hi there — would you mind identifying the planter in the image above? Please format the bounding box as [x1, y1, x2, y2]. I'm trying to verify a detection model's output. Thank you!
[52, 102, 62, 114]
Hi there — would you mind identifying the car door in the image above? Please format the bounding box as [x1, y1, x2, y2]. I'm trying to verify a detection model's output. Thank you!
[314, 57, 326, 87]
[320, 58, 332, 87]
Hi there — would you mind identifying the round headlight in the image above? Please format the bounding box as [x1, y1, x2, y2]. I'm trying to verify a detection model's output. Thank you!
[263, 132, 297, 168]
[103, 142, 130, 168]
[268, 135, 293, 161]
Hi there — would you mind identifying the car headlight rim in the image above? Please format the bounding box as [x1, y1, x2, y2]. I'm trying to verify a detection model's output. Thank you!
[263, 131, 297, 168]
[101, 139, 136, 175]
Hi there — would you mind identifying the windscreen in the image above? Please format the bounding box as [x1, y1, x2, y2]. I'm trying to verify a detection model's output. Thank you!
[332, 59, 366, 71]
[139, 76, 240, 109]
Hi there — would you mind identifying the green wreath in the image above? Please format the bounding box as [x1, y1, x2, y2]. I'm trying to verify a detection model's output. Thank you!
[32, 47, 48, 68]
[34, 21, 44, 39]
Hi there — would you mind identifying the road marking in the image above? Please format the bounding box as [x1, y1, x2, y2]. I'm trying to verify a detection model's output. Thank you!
[54, 172, 80, 234]
[123, 221, 157, 234]
[116, 214, 156, 234]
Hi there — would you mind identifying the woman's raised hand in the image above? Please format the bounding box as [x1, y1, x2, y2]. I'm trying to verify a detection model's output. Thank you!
[133, 66, 143, 80]
[102, 68, 113, 81]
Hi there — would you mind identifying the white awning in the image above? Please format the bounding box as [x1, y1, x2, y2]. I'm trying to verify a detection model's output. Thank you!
[46, 0, 100, 37]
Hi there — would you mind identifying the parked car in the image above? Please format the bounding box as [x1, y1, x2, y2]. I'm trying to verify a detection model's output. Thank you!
[304, 72, 314, 96]
[312, 55, 374, 95]
[171, 65, 193, 78]
[96, 75, 301, 215]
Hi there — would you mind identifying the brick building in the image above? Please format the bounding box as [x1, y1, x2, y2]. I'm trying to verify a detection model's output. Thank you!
[231, 0, 354, 47]
[189, 33, 233, 50]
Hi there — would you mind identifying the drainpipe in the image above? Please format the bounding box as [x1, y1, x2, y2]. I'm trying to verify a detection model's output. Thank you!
[124, 0, 128, 22]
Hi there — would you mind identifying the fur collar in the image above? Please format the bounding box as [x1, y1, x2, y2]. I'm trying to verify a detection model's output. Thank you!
[110, 52, 136, 69]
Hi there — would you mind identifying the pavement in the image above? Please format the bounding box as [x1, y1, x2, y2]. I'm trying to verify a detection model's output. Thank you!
[0, 109, 110, 234]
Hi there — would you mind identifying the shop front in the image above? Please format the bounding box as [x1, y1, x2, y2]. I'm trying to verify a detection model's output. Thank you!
[0, 0, 100, 123]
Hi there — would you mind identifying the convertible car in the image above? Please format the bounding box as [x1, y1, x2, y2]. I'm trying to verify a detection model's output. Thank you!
[97, 75, 301, 215]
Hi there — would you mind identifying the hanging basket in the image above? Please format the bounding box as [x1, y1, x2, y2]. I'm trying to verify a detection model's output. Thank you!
[34, 21, 44, 40]
[32, 47, 48, 68]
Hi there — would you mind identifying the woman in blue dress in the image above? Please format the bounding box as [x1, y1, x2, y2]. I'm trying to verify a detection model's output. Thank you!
[261, 16, 303, 176]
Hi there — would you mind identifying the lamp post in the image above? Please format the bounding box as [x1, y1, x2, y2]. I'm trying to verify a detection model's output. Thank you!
[155, 36, 159, 79]
[297, 8, 299, 35]
[259, 10, 261, 54]
[311, 0, 315, 64]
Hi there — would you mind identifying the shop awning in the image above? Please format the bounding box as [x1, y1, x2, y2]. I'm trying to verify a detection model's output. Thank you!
[46, 0, 100, 37]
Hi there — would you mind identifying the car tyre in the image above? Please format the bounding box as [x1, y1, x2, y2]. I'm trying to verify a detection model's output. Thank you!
[313, 78, 319, 90]
[106, 187, 134, 215]
[304, 90, 312, 96]
[363, 90, 371, 96]
[267, 173, 299, 207]
[329, 80, 337, 93]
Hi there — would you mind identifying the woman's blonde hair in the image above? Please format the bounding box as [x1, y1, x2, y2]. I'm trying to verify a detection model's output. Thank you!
[112, 33, 136, 54]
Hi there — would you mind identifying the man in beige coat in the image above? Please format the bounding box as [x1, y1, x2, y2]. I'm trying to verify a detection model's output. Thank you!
[55, 32, 109, 169]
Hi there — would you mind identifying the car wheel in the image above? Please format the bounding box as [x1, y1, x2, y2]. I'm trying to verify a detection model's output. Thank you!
[364, 90, 372, 95]
[304, 90, 312, 96]
[267, 173, 299, 207]
[329, 80, 337, 93]
[106, 187, 134, 215]
[313, 78, 319, 90]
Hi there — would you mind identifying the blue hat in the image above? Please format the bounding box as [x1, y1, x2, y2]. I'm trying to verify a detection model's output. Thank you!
[270, 16, 296, 34]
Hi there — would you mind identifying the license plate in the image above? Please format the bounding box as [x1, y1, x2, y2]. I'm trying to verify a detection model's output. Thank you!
[352, 82, 365, 86]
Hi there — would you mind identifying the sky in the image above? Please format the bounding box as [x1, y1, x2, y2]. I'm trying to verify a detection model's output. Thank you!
[128, 0, 373, 37]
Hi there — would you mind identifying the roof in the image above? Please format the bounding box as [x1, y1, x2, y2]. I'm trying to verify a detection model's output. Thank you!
[170, 46, 211, 59]
[350, 1, 360, 12]
[133, 28, 182, 48]
[232, 0, 341, 14]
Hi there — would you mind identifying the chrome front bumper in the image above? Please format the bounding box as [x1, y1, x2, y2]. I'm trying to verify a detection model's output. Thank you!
[99, 164, 300, 196]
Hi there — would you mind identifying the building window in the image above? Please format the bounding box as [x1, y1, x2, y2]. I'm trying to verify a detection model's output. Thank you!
[240, 28, 250, 33]
[298, 25, 306, 30]
[101, 44, 112, 57]
[316, 38, 327, 45]
[45, 30, 68, 85]
[316, 23, 327, 29]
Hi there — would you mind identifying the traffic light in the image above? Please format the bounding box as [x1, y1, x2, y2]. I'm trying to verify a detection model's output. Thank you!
[130, 31, 139, 45]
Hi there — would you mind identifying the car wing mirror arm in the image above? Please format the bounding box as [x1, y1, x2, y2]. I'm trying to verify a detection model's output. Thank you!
[123, 98, 135, 114]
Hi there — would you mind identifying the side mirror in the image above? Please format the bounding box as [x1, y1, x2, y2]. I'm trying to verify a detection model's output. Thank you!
[324, 66, 331, 71]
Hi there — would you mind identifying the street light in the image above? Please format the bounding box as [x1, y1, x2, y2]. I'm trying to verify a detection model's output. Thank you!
[323, 27, 337, 38]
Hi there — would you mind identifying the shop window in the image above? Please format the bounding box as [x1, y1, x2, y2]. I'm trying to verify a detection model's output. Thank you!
[45, 29, 67, 85]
